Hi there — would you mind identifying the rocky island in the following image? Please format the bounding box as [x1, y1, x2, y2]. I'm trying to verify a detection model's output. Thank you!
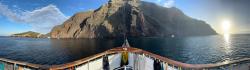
[50, 0, 217, 38]
[11, 31, 48, 38]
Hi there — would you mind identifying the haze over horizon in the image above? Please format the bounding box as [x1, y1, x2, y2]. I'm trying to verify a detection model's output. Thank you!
[0, 0, 250, 36]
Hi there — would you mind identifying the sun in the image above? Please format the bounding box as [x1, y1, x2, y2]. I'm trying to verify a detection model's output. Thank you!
[222, 20, 231, 34]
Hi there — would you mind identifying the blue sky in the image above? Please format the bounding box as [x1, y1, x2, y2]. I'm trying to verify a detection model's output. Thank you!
[0, 0, 249, 36]
[0, 0, 108, 36]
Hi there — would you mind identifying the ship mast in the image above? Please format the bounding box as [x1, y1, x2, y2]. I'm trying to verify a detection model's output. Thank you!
[122, 37, 130, 47]
[122, 34, 130, 47]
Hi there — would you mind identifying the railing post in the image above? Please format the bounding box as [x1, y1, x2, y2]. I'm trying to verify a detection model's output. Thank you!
[173, 64, 175, 70]
[178, 66, 182, 70]
[88, 61, 89, 70]
[165, 63, 168, 70]
[13, 63, 16, 70]
[230, 64, 233, 70]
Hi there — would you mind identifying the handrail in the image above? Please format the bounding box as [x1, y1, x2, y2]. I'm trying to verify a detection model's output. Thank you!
[49, 47, 140, 69]
[49, 47, 250, 69]
[0, 58, 48, 69]
[0, 47, 250, 70]
[141, 50, 250, 69]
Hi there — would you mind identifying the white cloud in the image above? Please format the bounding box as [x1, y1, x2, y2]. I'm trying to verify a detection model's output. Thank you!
[0, 2, 68, 34]
[142, 0, 175, 8]
[164, 0, 175, 8]
[157, 0, 162, 2]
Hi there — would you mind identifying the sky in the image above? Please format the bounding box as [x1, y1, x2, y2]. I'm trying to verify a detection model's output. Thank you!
[0, 0, 250, 36]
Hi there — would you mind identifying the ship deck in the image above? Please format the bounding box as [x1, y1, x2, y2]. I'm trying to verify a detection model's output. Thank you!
[0, 47, 250, 70]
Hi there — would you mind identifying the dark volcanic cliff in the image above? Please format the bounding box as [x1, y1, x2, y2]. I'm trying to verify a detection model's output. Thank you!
[50, 0, 217, 38]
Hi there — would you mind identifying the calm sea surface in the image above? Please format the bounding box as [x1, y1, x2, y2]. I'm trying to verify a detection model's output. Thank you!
[0, 34, 250, 65]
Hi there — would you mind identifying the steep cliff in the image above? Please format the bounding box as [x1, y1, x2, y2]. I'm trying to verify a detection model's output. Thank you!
[140, 1, 217, 36]
[50, 0, 217, 38]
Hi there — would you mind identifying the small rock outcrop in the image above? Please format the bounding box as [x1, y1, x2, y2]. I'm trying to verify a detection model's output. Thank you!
[50, 0, 217, 38]
[11, 31, 45, 38]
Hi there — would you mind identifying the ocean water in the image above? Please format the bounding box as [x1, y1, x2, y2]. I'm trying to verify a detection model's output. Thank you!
[0, 34, 249, 65]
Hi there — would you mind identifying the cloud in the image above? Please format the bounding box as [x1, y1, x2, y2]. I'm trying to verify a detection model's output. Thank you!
[157, 0, 162, 2]
[142, 0, 175, 8]
[0, 2, 68, 34]
[163, 0, 175, 8]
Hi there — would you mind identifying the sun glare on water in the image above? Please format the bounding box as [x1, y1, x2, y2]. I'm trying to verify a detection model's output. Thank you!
[221, 19, 232, 53]
[222, 20, 231, 34]
[222, 20, 231, 42]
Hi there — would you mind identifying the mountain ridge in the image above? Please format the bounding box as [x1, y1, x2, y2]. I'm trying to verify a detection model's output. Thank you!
[50, 0, 217, 38]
